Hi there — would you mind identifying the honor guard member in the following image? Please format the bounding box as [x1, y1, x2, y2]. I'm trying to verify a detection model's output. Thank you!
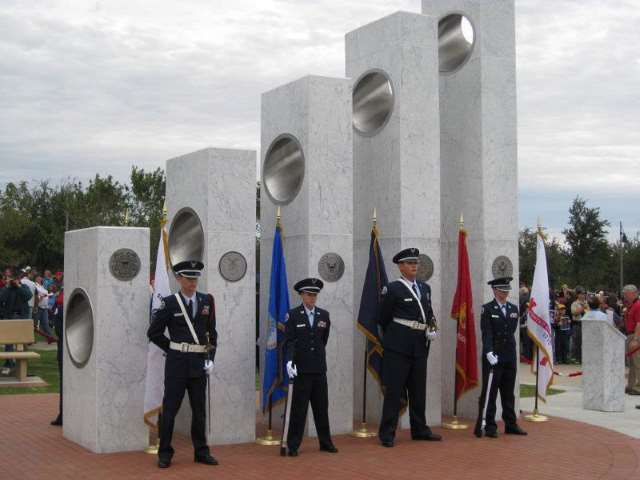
[474, 276, 527, 438]
[147, 260, 218, 468]
[378, 248, 441, 447]
[284, 278, 338, 457]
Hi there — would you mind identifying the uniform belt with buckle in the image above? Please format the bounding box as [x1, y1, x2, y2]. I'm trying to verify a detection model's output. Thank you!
[169, 341, 208, 353]
[393, 318, 427, 331]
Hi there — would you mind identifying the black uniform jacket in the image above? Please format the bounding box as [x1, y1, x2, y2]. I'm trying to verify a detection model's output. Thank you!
[147, 292, 218, 378]
[480, 299, 519, 366]
[285, 304, 330, 374]
[379, 279, 435, 358]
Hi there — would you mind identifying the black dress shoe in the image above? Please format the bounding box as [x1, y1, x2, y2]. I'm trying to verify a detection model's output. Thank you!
[288, 450, 298, 457]
[485, 431, 498, 438]
[380, 440, 394, 448]
[320, 444, 338, 453]
[505, 425, 527, 436]
[412, 432, 442, 442]
[50, 416, 62, 426]
[473, 429, 483, 438]
[158, 459, 171, 469]
[194, 454, 219, 465]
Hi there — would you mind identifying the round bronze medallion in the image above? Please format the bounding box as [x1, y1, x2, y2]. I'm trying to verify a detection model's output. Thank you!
[109, 248, 141, 281]
[219, 251, 247, 282]
[417, 254, 434, 282]
[318, 253, 345, 283]
[492, 255, 513, 278]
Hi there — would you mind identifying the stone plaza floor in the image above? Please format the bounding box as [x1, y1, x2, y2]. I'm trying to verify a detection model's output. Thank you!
[2, 393, 639, 479]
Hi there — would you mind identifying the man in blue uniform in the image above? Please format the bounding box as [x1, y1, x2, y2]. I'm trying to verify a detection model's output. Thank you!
[284, 277, 338, 457]
[378, 248, 441, 447]
[147, 260, 218, 468]
[474, 276, 527, 438]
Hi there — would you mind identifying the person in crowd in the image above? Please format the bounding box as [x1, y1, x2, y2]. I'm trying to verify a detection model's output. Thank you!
[554, 302, 571, 364]
[570, 286, 588, 363]
[0, 269, 33, 375]
[43, 270, 55, 290]
[602, 294, 624, 332]
[581, 295, 608, 323]
[622, 285, 640, 396]
[34, 275, 55, 340]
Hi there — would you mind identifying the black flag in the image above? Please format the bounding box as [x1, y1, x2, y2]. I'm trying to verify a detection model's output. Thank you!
[357, 225, 388, 388]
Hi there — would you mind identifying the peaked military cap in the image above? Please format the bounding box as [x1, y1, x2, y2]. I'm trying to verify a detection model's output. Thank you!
[488, 276, 513, 291]
[294, 277, 324, 293]
[392, 247, 420, 264]
[173, 260, 204, 278]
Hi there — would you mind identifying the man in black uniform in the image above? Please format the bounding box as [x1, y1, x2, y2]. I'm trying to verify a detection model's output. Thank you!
[474, 276, 527, 438]
[378, 248, 441, 447]
[147, 260, 218, 468]
[284, 277, 338, 457]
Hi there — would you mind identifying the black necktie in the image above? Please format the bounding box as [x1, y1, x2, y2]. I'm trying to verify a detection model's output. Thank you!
[188, 299, 193, 318]
[412, 283, 419, 298]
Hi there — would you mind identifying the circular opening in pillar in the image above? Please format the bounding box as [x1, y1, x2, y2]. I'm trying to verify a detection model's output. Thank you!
[438, 14, 475, 74]
[352, 70, 394, 136]
[168, 207, 205, 267]
[65, 288, 94, 368]
[262, 134, 305, 205]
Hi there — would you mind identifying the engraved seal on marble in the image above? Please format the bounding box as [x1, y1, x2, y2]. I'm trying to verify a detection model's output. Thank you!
[218, 251, 247, 282]
[318, 253, 345, 283]
[109, 248, 141, 281]
[492, 256, 513, 278]
[417, 254, 434, 282]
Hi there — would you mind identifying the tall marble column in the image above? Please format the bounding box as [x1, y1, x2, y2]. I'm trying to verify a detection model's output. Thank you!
[346, 11, 442, 428]
[165, 147, 257, 444]
[421, 0, 519, 419]
[63, 226, 150, 453]
[260, 75, 354, 436]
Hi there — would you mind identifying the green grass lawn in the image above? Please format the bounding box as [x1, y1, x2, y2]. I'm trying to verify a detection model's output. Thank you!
[520, 384, 564, 398]
[0, 349, 60, 395]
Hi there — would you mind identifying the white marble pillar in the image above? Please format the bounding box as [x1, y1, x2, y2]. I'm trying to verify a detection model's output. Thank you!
[166, 147, 257, 445]
[582, 319, 626, 412]
[260, 75, 354, 436]
[421, 0, 519, 420]
[63, 226, 150, 453]
[346, 11, 442, 428]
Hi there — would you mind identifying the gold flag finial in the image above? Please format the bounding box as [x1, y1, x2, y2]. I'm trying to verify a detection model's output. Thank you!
[162, 201, 168, 219]
[459, 213, 464, 228]
[124, 208, 129, 225]
[276, 206, 281, 226]
[372, 208, 377, 227]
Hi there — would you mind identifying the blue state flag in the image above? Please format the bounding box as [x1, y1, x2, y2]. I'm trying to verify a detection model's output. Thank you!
[262, 222, 290, 411]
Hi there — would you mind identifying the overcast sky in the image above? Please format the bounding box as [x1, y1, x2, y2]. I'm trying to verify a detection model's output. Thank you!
[1, 0, 638, 239]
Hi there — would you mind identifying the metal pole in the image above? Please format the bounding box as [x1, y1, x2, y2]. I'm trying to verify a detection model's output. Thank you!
[620, 221, 624, 296]
[267, 394, 272, 431]
[533, 347, 540, 413]
[362, 341, 368, 423]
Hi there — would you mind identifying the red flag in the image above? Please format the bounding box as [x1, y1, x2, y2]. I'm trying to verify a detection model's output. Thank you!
[450, 228, 479, 400]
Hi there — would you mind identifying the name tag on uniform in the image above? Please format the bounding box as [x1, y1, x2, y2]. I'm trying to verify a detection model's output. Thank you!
[510, 313, 518, 318]
[404, 298, 413, 302]
[491, 314, 499, 318]
[296, 323, 306, 328]
[317, 320, 327, 328]
[173, 313, 184, 317]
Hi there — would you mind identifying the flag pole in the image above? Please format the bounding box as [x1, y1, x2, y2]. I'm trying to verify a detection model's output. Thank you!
[352, 208, 378, 438]
[256, 207, 283, 446]
[524, 220, 549, 422]
[443, 213, 469, 430]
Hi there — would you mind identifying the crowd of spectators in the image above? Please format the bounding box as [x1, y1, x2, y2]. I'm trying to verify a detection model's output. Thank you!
[519, 282, 640, 395]
[0, 266, 64, 376]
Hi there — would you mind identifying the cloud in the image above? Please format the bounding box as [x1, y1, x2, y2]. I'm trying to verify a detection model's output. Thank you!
[0, 0, 638, 235]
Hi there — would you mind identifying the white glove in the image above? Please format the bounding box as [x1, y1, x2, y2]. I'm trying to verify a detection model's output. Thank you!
[286, 361, 298, 379]
[426, 330, 438, 341]
[204, 359, 214, 375]
[486, 352, 498, 366]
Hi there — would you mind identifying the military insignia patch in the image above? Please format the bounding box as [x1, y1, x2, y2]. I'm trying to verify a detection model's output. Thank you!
[318, 320, 327, 328]
[381, 286, 388, 295]
[202, 305, 210, 316]
[510, 312, 518, 318]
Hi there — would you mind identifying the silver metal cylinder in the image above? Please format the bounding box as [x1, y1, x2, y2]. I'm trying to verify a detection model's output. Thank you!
[352, 70, 394, 135]
[168, 207, 204, 266]
[438, 14, 474, 73]
[65, 288, 94, 368]
[263, 134, 305, 205]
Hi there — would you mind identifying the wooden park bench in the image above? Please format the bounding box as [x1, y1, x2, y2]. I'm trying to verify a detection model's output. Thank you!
[0, 320, 41, 381]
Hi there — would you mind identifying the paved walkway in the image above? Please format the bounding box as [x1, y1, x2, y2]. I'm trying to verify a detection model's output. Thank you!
[2, 393, 639, 479]
[519, 363, 640, 439]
